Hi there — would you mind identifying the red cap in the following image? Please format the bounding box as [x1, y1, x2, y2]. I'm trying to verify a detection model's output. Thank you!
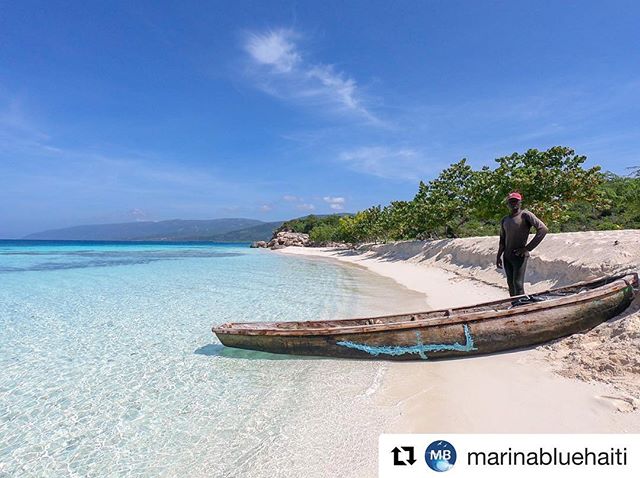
[507, 192, 522, 201]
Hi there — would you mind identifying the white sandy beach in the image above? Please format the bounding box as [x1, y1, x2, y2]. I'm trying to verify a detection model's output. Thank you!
[278, 230, 640, 433]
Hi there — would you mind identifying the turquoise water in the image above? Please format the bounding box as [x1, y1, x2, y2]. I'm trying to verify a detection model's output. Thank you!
[0, 241, 427, 477]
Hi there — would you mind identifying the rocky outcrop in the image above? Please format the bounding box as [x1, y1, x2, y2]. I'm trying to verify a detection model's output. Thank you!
[268, 231, 310, 248]
[252, 231, 310, 249]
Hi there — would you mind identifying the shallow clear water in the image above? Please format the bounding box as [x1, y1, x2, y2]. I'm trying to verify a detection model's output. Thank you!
[0, 241, 427, 477]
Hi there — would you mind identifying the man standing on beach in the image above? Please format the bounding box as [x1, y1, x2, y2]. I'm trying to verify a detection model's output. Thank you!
[496, 192, 548, 297]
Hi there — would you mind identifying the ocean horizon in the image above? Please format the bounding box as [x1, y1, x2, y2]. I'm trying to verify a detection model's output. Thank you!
[0, 239, 254, 245]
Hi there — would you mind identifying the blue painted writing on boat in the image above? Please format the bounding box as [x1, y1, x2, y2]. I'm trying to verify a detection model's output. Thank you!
[336, 324, 477, 359]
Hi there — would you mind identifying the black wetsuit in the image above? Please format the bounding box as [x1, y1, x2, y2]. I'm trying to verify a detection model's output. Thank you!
[499, 210, 548, 296]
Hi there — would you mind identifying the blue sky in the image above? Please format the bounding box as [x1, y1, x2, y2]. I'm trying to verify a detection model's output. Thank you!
[1, 0, 639, 237]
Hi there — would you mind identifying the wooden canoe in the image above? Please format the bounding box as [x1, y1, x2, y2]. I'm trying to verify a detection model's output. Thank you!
[212, 272, 638, 360]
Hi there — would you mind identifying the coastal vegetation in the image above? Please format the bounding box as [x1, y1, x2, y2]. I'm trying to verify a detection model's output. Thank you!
[284, 147, 640, 244]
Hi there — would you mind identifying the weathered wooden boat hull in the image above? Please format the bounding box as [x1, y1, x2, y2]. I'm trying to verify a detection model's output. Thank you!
[213, 273, 638, 360]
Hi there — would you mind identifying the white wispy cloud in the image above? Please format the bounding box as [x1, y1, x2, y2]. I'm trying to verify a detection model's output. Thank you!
[0, 96, 51, 155]
[281, 194, 343, 211]
[338, 146, 434, 181]
[245, 29, 300, 73]
[323, 196, 345, 210]
[128, 208, 148, 221]
[0, 98, 265, 229]
[243, 29, 378, 122]
[0, 95, 238, 194]
[259, 204, 273, 212]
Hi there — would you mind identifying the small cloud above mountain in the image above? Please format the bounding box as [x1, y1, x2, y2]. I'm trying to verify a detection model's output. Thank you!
[323, 196, 345, 210]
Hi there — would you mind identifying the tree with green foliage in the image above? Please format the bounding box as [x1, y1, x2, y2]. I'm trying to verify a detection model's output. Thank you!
[285, 146, 637, 245]
[379, 201, 417, 241]
[309, 223, 339, 243]
[277, 214, 343, 235]
[473, 147, 606, 228]
[412, 158, 478, 237]
[334, 206, 385, 243]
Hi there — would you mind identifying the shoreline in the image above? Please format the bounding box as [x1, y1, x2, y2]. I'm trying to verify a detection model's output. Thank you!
[277, 236, 640, 432]
[276, 246, 507, 309]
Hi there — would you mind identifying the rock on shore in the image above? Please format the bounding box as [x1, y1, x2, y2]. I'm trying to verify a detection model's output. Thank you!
[251, 231, 310, 249]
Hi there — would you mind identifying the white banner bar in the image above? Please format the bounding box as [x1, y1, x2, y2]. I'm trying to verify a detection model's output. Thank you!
[379, 434, 640, 477]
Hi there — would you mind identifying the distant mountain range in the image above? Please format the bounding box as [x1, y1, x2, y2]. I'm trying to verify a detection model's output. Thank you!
[23, 218, 285, 242]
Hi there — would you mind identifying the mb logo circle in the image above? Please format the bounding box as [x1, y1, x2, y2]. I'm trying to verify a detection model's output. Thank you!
[425, 440, 457, 472]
